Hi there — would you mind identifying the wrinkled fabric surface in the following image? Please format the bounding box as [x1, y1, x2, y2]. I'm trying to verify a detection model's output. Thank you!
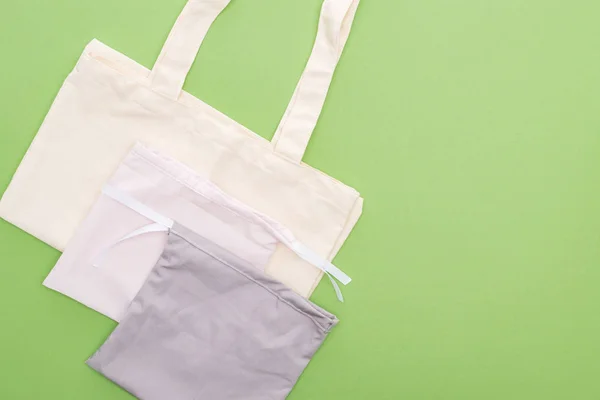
[87, 223, 338, 400]
[0, 0, 363, 298]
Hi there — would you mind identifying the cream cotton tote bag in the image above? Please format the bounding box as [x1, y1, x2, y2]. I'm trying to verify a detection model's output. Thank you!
[0, 0, 363, 298]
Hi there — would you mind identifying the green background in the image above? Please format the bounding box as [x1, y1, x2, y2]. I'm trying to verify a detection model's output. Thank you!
[1, 0, 600, 398]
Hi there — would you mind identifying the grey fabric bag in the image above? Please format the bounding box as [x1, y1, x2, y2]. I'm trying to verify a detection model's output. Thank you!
[87, 223, 338, 400]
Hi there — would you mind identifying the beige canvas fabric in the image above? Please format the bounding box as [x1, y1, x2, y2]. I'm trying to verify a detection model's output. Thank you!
[0, 0, 363, 297]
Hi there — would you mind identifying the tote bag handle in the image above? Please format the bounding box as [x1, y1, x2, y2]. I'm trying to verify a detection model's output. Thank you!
[271, 0, 360, 162]
[148, 0, 231, 99]
[149, 0, 360, 163]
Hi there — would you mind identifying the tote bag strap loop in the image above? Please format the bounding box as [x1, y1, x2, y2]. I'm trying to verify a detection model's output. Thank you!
[272, 0, 360, 163]
[149, 0, 232, 100]
[149, 0, 359, 163]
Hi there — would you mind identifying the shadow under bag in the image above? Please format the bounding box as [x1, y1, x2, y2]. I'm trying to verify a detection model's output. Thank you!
[0, 0, 363, 298]
[87, 223, 338, 400]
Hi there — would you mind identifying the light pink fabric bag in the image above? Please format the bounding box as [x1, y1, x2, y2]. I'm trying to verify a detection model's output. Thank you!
[44, 144, 350, 321]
